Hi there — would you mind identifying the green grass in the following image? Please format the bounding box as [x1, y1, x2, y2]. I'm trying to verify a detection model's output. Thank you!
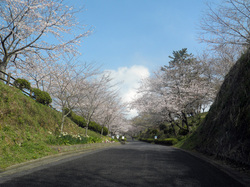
[174, 130, 201, 150]
[0, 82, 105, 169]
[174, 114, 207, 150]
[174, 113, 208, 150]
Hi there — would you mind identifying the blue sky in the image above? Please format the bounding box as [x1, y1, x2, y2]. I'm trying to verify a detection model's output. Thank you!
[73, 0, 218, 70]
[67, 0, 219, 118]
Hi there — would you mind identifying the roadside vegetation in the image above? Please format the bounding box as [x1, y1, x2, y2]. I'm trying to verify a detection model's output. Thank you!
[0, 82, 109, 169]
[137, 112, 207, 146]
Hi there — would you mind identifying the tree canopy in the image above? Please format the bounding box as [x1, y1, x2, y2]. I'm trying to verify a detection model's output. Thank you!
[0, 0, 90, 78]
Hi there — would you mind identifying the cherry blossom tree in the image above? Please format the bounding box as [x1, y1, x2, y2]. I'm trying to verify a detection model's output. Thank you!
[197, 45, 241, 94]
[14, 56, 54, 90]
[75, 73, 115, 136]
[131, 49, 215, 133]
[0, 0, 90, 79]
[47, 61, 97, 132]
[197, 0, 249, 99]
[93, 95, 126, 136]
[199, 0, 250, 48]
[109, 116, 129, 135]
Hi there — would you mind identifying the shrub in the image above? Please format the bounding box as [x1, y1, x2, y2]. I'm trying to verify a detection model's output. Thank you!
[155, 138, 178, 146]
[119, 136, 127, 142]
[94, 125, 109, 136]
[139, 138, 178, 146]
[14, 78, 31, 90]
[150, 129, 158, 135]
[179, 128, 189, 136]
[89, 121, 102, 133]
[63, 108, 72, 117]
[63, 110, 106, 135]
[88, 137, 102, 143]
[63, 109, 86, 128]
[73, 115, 86, 128]
[102, 126, 108, 136]
[139, 138, 154, 143]
[32, 88, 52, 105]
[111, 138, 119, 142]
[71, 114, 86, 128]
[164, 128, 175, 135]
[159, 124, 167, 131]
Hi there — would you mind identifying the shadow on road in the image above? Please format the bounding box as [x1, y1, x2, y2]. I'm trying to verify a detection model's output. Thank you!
[0, 141, 245, 187]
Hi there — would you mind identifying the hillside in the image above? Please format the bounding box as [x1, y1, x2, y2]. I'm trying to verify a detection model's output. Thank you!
[0, 82, 103, 169]
[181, 49, 250, 167]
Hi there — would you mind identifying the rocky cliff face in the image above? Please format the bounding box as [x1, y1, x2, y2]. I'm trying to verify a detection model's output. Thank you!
[196, 49, 250, 166]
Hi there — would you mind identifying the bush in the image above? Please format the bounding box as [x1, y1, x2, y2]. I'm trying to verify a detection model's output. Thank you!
[150, 129, 158, 135]
[63, 108, 72, 118]
[139, 138, 154, 143]
[119, 137, 127, 142]
[164, 128, 175, 135]
[71, 114, 86, 128]
[155, 138, 178, 146]
[63, 110, 107, 135]
[63, 109, 86, 128]
[159, 124, 167, 131]
[14, 78, 31, 90]
[111, 138, 119, 142]
[102, 126, 108, 136]
[139, 138, 178, 146]
[32, 88, 52, 105]
[179, 128, 189, 136]
[88, 137, 102, 143]
[89, 121, 108, 135]
[89, 121, 102, 133]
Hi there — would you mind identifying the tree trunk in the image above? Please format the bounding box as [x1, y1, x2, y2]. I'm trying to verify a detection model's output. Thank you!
[101, 126, 104, 136]
[60, 109, 71, 133]
[61, 114, 65, 133]
[0, 63, 7, 81]
[181, 111, 189, 132]
[85, 119, 90, 137]
[108, 124, 110, 136]
[171, 123, 177, 136]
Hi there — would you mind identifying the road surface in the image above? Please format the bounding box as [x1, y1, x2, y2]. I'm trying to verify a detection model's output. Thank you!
[0, 141, 245, 186]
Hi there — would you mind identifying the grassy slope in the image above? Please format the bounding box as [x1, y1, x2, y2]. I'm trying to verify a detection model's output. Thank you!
[0, 82, 102, 169]
[174, 113, 207, 149]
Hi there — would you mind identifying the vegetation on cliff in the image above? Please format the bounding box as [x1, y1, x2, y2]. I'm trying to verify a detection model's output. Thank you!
[180, 49, 250, 166]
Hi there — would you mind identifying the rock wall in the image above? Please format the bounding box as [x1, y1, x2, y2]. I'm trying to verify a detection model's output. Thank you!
[196, 49, 250, 166]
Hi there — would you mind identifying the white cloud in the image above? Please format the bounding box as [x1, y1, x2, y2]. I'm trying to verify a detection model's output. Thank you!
[106, 65, 150, 118]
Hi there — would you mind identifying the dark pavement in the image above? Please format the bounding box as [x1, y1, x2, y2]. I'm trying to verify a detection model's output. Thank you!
[0, 141, 245, 187]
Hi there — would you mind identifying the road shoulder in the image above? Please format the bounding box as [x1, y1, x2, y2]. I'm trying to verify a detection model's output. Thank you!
[175, 147, 250, 187]
[0, 142, 121, 180]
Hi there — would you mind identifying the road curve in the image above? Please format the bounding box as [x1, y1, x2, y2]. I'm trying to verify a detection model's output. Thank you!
[0, 141, 245, 187]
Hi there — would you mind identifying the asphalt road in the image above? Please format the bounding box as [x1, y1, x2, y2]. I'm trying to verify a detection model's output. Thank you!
[0, 141, 245, 187]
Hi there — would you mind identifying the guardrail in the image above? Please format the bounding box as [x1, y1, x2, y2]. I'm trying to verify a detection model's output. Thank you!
[0, 70, 15, 86]
[0, 70, 33, 98]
